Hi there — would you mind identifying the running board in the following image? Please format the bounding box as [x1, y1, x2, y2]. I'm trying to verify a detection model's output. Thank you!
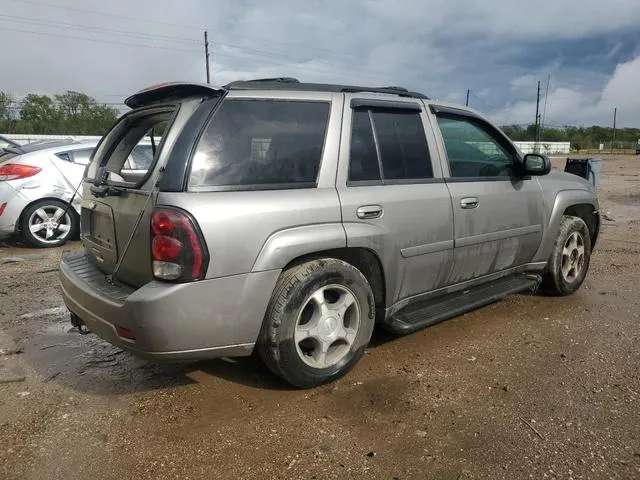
[383, 275, 540, 335]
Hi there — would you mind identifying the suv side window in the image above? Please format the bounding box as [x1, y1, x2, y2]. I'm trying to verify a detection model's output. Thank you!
[436, 114, 515, 178]
[348, 107, 433, 183]
[190, 99, 330, 190]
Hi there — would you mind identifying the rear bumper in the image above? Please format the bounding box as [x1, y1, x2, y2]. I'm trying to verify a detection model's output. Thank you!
[0, 183, 28, 237]
[59, 251, 280, 361]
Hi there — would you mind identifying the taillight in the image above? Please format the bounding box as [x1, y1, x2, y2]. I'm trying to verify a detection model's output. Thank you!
[0, 164, 42, 181]
[151, 207, 208, 282]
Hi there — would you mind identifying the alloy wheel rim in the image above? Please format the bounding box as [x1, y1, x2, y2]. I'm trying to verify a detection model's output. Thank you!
[27, 206, 72, 244]
[561, 231, 585, 283]
[294, 284, 361, 369]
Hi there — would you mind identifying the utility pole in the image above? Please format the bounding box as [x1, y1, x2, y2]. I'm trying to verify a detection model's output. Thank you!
[534, 80, 541, 152]
[204, 30, 210, 84]
[612, 107, 617, 152]
[466, 89, 470, 107]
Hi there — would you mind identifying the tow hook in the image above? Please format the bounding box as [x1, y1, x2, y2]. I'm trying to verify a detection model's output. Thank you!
[70, 312, 90, 335]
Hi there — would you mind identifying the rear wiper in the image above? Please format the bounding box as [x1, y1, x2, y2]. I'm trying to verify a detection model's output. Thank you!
[90, 184, 123, 198]
[89, 166, 123, 197]
[150, 128, 156, 158]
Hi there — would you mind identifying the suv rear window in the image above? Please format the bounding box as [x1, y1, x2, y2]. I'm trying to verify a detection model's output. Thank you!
[189, 99, 330, 190]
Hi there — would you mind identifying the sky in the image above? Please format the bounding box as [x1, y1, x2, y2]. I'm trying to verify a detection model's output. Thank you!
[1, 0, 640, 127]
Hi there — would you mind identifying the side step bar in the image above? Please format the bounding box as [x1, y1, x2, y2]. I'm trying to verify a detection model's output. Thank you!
[383, 275, 540, 335]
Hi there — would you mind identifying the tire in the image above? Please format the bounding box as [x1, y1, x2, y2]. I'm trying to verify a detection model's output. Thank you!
[258, 258, 376, 389]
[20, 199, 77, 248]
[541, 215, 592, 296]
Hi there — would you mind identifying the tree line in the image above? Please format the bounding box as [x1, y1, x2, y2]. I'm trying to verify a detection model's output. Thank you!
[0, 91, 119, 136]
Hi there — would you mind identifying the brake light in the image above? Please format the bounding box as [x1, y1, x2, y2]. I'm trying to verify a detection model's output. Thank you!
[0, 164, 42, 181]
[151, 208, 208, 282]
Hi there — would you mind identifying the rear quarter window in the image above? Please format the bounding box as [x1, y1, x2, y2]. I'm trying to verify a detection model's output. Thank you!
[189, 99, 330, 190]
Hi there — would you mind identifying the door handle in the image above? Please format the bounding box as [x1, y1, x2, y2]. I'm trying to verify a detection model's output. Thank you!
[460, 197, 479, 209]
[357, 205, 383, 219]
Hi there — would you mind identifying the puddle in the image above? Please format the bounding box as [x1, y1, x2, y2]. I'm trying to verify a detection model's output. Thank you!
[21, 319, 195, 395]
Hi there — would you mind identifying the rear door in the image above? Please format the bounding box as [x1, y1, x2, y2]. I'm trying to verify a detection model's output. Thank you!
[430, 105, 544, 284]
[337, 95, 454, 307]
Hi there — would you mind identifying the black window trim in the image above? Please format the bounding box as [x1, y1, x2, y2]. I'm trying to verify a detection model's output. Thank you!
[347, 177, 445, 187]
[347, 105, 435, 186]
[185, 97, 332, 192]
[55, 151, 72, 162]
[351, 98, 422, 111]
[161, 96, 224, 192]
[431, 104, 524, 182]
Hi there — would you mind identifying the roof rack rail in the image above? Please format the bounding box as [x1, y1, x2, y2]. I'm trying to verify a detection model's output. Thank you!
[339, 86, 427, 99]
[223, 78, 429, 100]
[223, 77, 300, 89]
[377, 86, 409, 92]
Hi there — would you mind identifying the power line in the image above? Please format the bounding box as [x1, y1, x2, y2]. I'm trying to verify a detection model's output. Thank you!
[469, 90, 499, 110]
[0, 13, 346, 68]
[0, 12, 397, 80]
[6, 0, 364, 61]
[2, 26, 396, 84]
[1, 26, 202, 54]
[7, 0, 198, 31]
[0, 13, 200, 45]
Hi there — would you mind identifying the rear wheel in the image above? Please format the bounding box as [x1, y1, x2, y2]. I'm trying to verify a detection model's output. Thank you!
[542, 215, 592, 296]
[20, 199, 77, 248]
[258, 259, 375, 388]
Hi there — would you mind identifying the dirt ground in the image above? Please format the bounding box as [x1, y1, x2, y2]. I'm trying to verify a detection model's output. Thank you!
[1, 155, 639, 480]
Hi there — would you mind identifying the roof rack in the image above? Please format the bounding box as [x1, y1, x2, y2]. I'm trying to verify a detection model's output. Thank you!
[223, 77, 429, 99]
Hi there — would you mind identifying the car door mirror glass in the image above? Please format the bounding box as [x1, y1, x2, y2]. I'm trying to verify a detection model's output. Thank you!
[523, 153, 551, 176]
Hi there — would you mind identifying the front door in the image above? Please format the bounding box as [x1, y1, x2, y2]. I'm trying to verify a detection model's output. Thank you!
[430, 106, 544, 284]
[336, 95, 454, 306]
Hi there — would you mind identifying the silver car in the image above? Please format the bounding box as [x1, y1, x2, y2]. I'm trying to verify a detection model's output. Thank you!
[59, 79, 600, 388]
[0, 140, 98, 247]
[0, 139, 155, 247]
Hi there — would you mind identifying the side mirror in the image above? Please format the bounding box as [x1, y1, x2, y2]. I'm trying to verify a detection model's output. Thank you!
[523, 153, 551, 176]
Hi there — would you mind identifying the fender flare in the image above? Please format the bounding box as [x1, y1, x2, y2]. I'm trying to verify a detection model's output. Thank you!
[251, 223, 347, 272]
[533, 189, 599, 263]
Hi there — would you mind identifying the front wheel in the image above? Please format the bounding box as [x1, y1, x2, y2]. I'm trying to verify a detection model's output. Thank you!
[258, 259, 375, 388]
[542, 215, 592, 296]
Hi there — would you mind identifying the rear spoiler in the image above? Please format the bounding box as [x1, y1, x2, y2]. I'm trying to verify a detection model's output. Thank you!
[125, 82, 226, 109]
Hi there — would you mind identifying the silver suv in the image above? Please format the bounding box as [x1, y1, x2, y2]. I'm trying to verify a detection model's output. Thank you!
[59, 78, 600, 388]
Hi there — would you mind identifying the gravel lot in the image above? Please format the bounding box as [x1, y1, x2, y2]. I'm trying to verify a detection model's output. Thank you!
[1, 155, 639, 480]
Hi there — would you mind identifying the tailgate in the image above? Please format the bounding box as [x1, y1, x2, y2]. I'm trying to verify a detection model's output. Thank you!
[80, 105, 177, 287]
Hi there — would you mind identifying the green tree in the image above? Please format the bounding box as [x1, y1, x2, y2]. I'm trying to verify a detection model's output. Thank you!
[54, 91, 119, 135]
[0, 92, 15, 131]
[19, 94, 60, 134]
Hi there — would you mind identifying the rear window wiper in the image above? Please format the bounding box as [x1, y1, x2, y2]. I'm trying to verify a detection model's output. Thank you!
[90, 184, 123, 198]
[89, 166, 123, 197]
[150, 128, 157, 157]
